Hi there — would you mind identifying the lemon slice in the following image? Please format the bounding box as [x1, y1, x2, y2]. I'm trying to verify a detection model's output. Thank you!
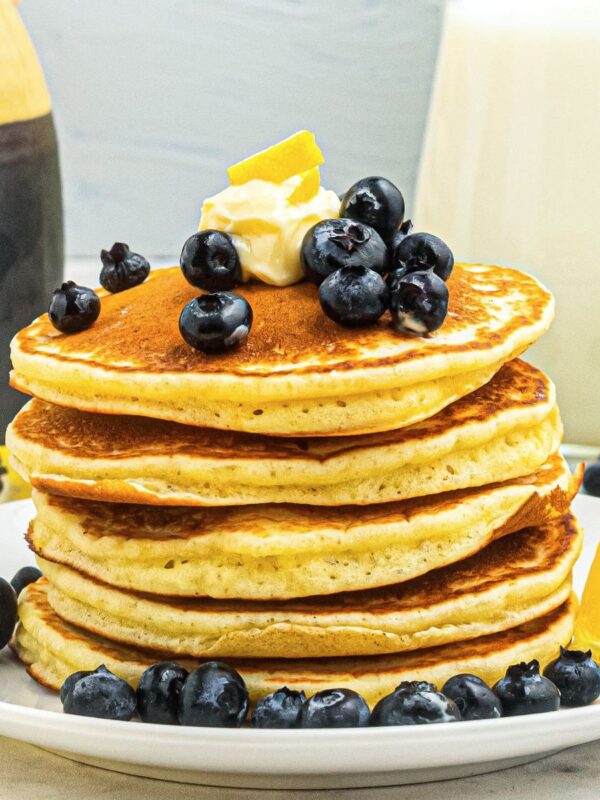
[288, 167, 321, 204]
[227, 131, 324, 185]
[0, 445, 31, 501]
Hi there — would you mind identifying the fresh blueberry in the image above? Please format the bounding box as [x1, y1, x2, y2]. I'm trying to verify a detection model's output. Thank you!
[583, 462, 600, 497]
[178, 662, 249, 727]
[391, 219, 414, 252]
[301, 218, 389, 285]
[99, 242, 150, 293]
[340, 177, 405, 245]
[392, 232, 454, 282]
[319, 266, 389, 327]
[388, 269, 449, 334]
[441, 674, 502, 720]
[370, 685, 461, 726]
[60, 665, 112, 705]
[252, 687, 306, 729]
[62, 668, 137, 721]
[179, 292, 252, 354]
[395, 680, 437, 694]
[493, 660, 560, 716]
[11, 566, 42, 598]
[48, 281, 100, 334]
[543, 647, 600, 707]
[0, 578, 17, 650]
[137, 662, 189, 724]
[299, 688, 370, 728]
[180, 231, 242, 292]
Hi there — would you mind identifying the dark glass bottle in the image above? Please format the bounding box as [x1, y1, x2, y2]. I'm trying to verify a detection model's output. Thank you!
[0, 2, 63, 438]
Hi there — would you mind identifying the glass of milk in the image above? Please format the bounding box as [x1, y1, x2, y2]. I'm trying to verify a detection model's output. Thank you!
[414, 0, 600, 446]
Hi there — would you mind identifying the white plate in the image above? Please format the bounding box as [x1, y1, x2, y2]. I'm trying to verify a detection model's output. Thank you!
[0, 496, 599, 789]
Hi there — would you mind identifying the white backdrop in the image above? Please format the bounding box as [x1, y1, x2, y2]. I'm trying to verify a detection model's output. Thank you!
[21, 0, 443, 257]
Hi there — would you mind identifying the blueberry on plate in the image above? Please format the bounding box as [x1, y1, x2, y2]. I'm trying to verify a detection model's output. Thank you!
[10, 566, 42, 598]
[252, 686, 306, 729]
[62, 667, 137, 721]
[370, 685, 461, 726]
[60, 665, 113, 705]
[0, 578, 17, 650]
[543, 647, 600, 707]
[100, 242, 150, 293]
[178, 662, 249, 727]
[493, 659, 560, 716]
[340, 177, 405, 246]
[180, 230, 242, 292]
[301, 218, 389, 285]
[48, 281, 101, 334]
[299, 688, 370, 728]
[179, 292, 253, 354]
[388, 269, 449, 334]
[319, 266, 389, 326]
[442, 674, 502, 720]
[392, 232, 454, 282]
[395, 680, 437, 694]
[583, 462, 600, 497]
[137, 662, 189, 724]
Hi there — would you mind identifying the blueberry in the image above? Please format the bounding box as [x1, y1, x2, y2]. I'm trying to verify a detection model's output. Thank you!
[395, 680, 437, 694]
[178, 662, 249, 727]
[319, 266, 389, 327]
[0, 578, 17, 650]
[179, 292, 252, 354]
[583, 462, 600, 497]
[299, 688, 370, 728]
[393, 232, 454, 282]
[60, 665, 112, 705]
[391, 219, 414, 252]
[99, 242, 150, 293]
[388, 269, 449, 334]
[442, 674, 502, 720]
[301, 218, 389, 285]
[493, 660, 560, 716]
[48, 281, 101, 334]
[370, 686, 461, 726]
[180, 231, 242, 292]
[137, 662, 189, 724]
[543, 647, 600, 707]
[62, 668, 137, 721]
[252, 687, 306, 729]
[11, 566, 42, 598]
[340, 177, 405, 245]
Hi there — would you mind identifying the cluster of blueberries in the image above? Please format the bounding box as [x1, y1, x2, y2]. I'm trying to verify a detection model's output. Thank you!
[0, 567, 43, 650]
[47, 177, 453, 356]
[177, 176, 454, 353]
[58, 650, 600, 728]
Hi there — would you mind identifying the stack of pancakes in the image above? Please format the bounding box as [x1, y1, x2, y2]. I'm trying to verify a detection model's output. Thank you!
[7, 263, 582, 706]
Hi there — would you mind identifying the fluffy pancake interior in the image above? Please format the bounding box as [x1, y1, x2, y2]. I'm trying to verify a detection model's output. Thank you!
[13, 581, 576, 707]
[27, 453, 576, 600]
[37, 513, 581, 658]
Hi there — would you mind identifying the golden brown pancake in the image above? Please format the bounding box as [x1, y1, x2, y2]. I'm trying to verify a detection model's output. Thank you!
[10, 263, 554, 435]
[38, 514, 581, 658]
[14, 580, 576, 707]
[26, 454, 578, 599]
[7, 359, 562, 506]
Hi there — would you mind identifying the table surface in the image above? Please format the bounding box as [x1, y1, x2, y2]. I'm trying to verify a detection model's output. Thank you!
[2, 256, 598, 797]
[1, 736, 599, 800]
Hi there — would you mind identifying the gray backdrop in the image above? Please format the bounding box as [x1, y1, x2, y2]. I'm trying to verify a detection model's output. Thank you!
[21, 0, 444, 257]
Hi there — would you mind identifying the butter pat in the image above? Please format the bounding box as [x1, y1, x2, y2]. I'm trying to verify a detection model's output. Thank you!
[199, 176, 340, 286]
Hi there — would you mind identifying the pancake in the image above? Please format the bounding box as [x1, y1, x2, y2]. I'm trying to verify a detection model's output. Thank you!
[37, 514, 582, 659]
[9, 263, 554, 436]
[14, 582, 577, 707]
[7, 359, 562, 507]
[27, 454, 578, 599]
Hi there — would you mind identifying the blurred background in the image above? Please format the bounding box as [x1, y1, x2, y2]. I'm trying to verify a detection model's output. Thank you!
[2, 0, 600, 446]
